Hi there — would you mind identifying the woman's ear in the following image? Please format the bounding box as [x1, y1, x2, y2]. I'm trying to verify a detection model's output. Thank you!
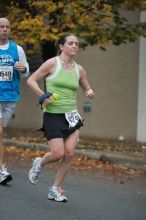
[59, 44, 64, 52]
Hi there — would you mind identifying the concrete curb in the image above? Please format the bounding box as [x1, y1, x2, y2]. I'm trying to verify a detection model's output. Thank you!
[4, 138, 146, 170]
[75, 149, 146, 170]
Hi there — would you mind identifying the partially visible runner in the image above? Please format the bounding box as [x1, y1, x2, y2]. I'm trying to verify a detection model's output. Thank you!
[27, 33, 95, 202]
[0, 18, 29, 185]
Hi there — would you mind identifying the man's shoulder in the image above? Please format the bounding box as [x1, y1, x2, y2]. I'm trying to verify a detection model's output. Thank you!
[9, 39, 17, 45]
[9, 39, 22, 49]
[9, 39, 19, 50]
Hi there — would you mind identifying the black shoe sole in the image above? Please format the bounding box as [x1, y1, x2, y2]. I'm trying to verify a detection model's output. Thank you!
[0, 175, 13, 185]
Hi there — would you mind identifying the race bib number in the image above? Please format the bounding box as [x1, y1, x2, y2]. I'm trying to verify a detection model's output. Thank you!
[65, 110, 82, 128]
[0, 66, 13, 81]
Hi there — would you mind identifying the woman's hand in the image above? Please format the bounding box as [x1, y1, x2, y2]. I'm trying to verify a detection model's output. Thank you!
[85, 88, 95, 99]
[42, 98, 52, 106]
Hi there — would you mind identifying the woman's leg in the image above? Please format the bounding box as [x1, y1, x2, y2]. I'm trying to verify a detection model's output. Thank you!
[53, 130, 79, 187]
[40, 138, 65, 167]
[29, 138, 65, 185]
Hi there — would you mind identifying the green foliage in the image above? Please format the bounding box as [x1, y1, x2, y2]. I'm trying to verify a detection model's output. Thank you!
[1, 0, 146, 55]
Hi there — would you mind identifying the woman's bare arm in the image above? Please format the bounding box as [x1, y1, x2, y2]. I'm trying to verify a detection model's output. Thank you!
[27, 58, 56, 96]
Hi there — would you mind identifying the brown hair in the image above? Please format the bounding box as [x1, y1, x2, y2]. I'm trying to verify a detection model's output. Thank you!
[56, 33, 77, 55]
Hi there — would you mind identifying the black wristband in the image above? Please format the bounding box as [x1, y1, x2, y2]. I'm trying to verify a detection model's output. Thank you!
[39, 92, 52, 105]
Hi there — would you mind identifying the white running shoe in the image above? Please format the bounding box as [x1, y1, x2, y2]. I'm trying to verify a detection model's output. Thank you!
[48, 187, 68, 202]
[29, 157, 42, 185]
[0, 165, 12, 185]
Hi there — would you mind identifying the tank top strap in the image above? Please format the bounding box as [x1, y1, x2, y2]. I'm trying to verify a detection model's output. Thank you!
[46, 56, 61, 80]
[55, 56, 61, 70]
[74, 62, 80, 80]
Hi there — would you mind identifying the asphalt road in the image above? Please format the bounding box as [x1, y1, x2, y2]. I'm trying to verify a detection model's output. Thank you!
[0, 165, 146, 220]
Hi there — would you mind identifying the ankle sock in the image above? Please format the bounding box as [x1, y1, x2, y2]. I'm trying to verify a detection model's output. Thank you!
[52, 186, 58, 191]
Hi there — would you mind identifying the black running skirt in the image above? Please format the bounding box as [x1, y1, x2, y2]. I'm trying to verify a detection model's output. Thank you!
[41, 112, 83, 140]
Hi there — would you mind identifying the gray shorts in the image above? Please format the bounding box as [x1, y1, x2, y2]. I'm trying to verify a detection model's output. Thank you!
[0, 102, 16, 127]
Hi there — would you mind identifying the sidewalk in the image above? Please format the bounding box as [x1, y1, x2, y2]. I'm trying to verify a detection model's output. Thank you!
[3, 138, 146, 171]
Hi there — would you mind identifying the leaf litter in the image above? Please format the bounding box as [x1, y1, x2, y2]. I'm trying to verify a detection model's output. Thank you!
[4, 127, 146, 178]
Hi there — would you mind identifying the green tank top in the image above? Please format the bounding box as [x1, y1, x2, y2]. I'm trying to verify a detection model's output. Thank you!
[44, 56, 79, 113]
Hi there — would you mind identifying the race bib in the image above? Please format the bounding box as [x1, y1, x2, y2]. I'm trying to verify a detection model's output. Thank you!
[0, 66, 13, 81]
[65, 110, 82, 128]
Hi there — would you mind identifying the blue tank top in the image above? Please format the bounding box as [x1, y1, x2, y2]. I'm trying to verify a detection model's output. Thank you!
[0, 40, 20, 102]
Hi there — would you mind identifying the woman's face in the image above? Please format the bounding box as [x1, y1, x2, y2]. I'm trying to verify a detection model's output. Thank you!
[60, 35, 79, 56]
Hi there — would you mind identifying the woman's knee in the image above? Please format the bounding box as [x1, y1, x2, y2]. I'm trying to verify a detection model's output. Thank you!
[64, 150, 75, 159]
[51, 150, 64, 160]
